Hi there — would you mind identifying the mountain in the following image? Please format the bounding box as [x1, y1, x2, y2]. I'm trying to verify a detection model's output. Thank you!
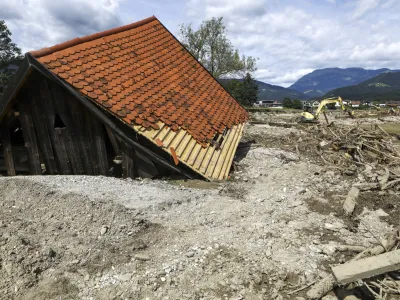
[324, 72, 400, 100]
[220, 79, 309, 101]
[255, 80, 310, 100]
[290, 68, 397, 97]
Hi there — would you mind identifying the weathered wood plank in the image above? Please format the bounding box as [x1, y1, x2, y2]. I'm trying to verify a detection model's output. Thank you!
[31, 96, 58, 174]
[64, 130, 85, 175]
[49, 83, 86, 174]
[19, 99, 42, 175]
[121, 142, 135, 178]
[40, 79, 68, 173]
[332, 249, 400, 284]
[67, 95, 94, 175]
[105, 126, 120, 155]
[135, 149, 159, 178]
[86, 111, 108, 175]
[0, 116, 16, 176]
[53, 128, 72, 175]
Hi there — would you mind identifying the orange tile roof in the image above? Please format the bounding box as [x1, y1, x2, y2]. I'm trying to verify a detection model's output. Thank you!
[31, 16, 248, 147]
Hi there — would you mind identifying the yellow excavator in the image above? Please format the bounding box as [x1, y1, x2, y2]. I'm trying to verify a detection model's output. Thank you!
[300, 97, 354, 123]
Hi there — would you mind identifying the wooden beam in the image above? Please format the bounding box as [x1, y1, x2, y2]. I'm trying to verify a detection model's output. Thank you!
[0, 116, 16, 176]
[105, 125, 120, 155]
[19, 99, 42, 175]
[121, 142, 135, 178]
[85, 111, 108, 175]
[39, 80, 75, 174]
[66, 94, 94, 175]
[332, 249, 400, 284]
[31, 96, 58, 174]
[53, 128, 72, 175]
[136, 149, 159, 178]
[49, 82, 85, 174]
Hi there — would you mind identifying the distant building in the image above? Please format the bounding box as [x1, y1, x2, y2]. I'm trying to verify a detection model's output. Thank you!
[254, 100, 282, 108]
[349, 100, 361, 108]
[386, 101, 400, 108]
[312, 101, 320, 107]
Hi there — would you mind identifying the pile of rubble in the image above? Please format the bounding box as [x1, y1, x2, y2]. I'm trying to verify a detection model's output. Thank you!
[299, 123, 399, 167]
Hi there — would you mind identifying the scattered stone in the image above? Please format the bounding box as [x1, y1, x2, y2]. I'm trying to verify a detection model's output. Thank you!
[186, 251, 195, 258]
[324, 222, 346, 232]
[289, 200, 303, 208]
[100, 225, 109, 235]
[319, 140, 331, 150]
[134, 254, 151, 261]
[375, 208, 389, 217]
[321, 295, 338, 300]
[343, 186, 359, 215]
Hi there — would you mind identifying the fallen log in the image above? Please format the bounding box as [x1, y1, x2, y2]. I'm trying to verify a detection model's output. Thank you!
[306, 227, 399, 299]
[332, 249, 400, 284]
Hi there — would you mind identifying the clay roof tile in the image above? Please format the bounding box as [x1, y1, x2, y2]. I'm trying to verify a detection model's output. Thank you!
[31, 16, 247, 150]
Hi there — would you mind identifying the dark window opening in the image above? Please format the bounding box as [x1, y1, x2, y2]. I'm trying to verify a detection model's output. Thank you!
[54, 114, 66, 129]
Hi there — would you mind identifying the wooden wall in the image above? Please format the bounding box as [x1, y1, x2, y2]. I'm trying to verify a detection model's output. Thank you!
[0, 76, 156, 178]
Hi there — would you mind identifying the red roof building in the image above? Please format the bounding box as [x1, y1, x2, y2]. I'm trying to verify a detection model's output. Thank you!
[0, 16, 247, 180]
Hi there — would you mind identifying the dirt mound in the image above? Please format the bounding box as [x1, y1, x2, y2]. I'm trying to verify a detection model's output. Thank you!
[0, 178, 150, 300]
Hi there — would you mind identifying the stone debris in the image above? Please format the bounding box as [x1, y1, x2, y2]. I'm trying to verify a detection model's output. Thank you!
[1, 112, 399, 299]
[343, 186, 359, 215]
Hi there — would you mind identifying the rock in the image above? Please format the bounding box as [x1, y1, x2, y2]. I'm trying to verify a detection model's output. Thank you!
[100, 225, 108, 235]
[319, 140, 331, 149]
[324, 222, 346, 232]
[343, 186, 359, 215]
[160, 277, 166, 282]
[289, 200, 302, 208]
[186, 251, 195, 258]
[375, 208, 389, 217]
[343, 296, 361, 300]
[118, 273, 132, 282]
[134, 254, 150, 261]
[344, 166, 357, 176]
[48, 248, 56, 258]
[322, 295, 338, 300]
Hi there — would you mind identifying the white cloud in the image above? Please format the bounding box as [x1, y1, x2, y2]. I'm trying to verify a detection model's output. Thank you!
[2, 0, 400, 87]
[352, 0, 381, 19]
[0, 0, 124, 53]
[184, 0, 400, 86]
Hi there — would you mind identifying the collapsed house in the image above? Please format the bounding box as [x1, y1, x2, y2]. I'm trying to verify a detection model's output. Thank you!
[0, 16, 248, 180]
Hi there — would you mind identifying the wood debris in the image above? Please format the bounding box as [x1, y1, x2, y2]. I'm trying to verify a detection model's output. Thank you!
[332, 249, 400, 284]
[306, 227, 400, 299]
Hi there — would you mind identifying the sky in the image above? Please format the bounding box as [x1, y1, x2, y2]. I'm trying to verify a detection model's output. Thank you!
[1, 0, 400, 87]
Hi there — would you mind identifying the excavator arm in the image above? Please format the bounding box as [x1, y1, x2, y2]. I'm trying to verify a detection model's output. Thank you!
[300, 97, 354, 123]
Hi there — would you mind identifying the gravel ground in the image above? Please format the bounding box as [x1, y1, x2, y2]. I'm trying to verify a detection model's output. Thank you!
[0, 115, 398, 300]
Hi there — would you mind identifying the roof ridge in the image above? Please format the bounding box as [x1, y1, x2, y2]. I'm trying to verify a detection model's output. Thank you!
[29, 16, 158, 58]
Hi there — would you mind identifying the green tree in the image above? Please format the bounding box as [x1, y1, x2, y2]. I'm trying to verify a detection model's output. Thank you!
[222, 73, 259, 106]
[0, 20, 23, 98]
[291, 99, 303, 109]
[239, 73, 259, 105]
[179, 17, 257, 79]
[282, 97, 292, 108]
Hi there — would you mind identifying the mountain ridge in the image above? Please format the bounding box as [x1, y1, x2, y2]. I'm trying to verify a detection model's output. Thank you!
[324, 71, 400, 100]
[290, 67, 399, 97]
